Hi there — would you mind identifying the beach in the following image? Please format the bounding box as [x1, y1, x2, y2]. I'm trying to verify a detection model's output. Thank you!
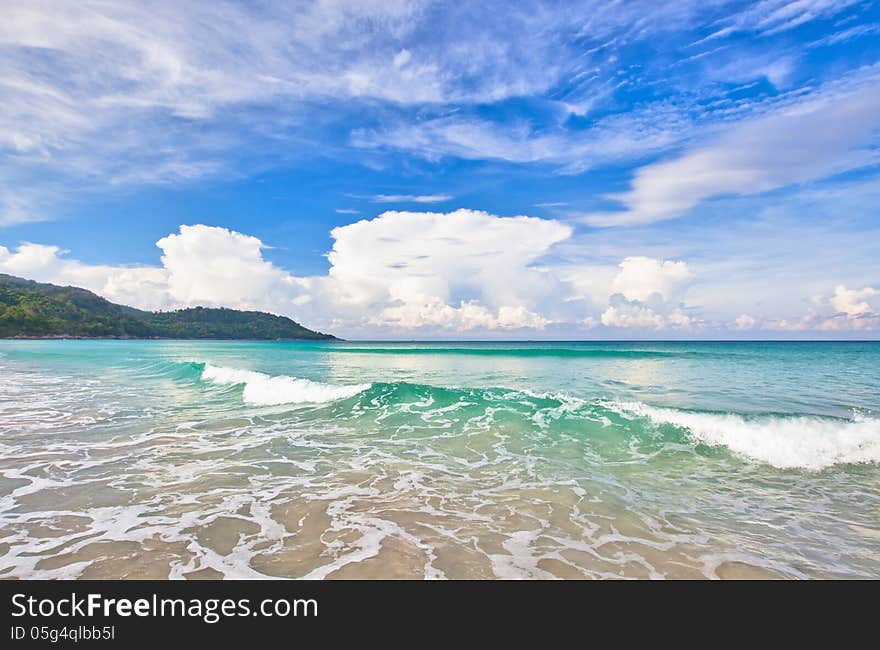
[1, 340, 878, 579]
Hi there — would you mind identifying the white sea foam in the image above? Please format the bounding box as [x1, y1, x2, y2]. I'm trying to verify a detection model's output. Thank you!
[607, 401, 880, 471]
[199, 363, 370, 406]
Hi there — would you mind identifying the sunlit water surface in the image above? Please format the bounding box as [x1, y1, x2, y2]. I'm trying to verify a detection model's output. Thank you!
[1, 340, 878, 579]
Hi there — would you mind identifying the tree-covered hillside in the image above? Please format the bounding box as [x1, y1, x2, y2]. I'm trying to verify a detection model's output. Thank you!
[0, 274, 336, 340]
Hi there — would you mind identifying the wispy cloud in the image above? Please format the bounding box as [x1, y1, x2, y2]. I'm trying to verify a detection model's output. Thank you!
[352, 110, 685, 173]
[808, 22, 880, 47]
[0, 0, 585, 220]
[0, 0, 874, 232]
[701, 0, 861, 39]
[581, 67, 880, 226]
[370, 194, 452, 203]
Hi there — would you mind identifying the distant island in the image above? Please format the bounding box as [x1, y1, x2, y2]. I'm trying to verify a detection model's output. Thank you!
[0, 273, 336, 340]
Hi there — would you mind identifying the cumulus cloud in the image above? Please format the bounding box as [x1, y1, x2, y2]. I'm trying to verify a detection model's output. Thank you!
[0, 213, 579, 334]
[1, 211, 722, 335]
[155, 225, 309, 310]
[600, 302, 696, 331]
[9, 215, 873, 337]
[17, 210, 880, 336]
[597, 256, 697, 330]
[818, 284, 880, 331]
[8, 214, 873, 337]
[610, 256, 693, 302]
[374, 299, 551, 331]
[314, 209, 571, 331]
[0, 243, 172, 311]
[735, 313, 757, 330]
[764, 284, 880, 332]
[0, 225, 308, 313]
[601, 301, 666, 329]
[830, 285, 877, 317]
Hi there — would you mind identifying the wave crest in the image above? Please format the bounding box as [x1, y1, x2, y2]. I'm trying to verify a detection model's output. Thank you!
[607, 401, 880, 471]
[199, 363, 370, 406]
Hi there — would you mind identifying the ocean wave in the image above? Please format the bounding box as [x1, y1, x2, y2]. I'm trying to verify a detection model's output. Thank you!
[184, 362, 880, 471]
[197, 363, 371, 406]
[606, 401, 880, 471]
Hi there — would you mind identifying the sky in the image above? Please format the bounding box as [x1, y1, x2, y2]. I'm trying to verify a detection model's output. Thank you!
[0, 0, 879, 339]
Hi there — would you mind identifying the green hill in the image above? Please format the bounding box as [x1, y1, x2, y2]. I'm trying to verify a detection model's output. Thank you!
[0, 274, 336, 340]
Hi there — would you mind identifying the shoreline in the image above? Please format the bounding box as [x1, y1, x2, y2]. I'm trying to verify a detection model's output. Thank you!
[2, 337, 878, 343]
[0, 335, 341, 341]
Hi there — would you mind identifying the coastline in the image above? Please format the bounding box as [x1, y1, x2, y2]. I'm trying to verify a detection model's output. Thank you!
[0, 335, 342, 341]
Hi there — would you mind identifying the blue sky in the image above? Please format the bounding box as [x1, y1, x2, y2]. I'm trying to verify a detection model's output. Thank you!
[1, 0, 879, 338]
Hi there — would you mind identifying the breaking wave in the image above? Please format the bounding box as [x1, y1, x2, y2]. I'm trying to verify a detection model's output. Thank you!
[607, 401, 880, 471]
[184, 361, 880, 471]
[197, 363, 370, 406]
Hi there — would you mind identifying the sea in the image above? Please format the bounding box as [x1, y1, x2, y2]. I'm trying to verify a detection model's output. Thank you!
[1, 340, 878, 579]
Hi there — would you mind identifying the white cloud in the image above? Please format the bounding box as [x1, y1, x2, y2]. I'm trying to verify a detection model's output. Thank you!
[764, 284, 880, 332]
[583, 68, 880, 226]
[815, 314, 880, 331]
[0, 225, 308, 314]
[7, 216, 873, 337]
[610, 256, 693, 302]
[370, 194, 452, 203]
[0, 1, 564, 221]
[811, 284, 880, 331]
[11, 0, 706, 221]
[701, 52, 797, 89]
[830, 285, 877, 317]
[600, 302, 697, 331]
[155, 225, 308, 310]
[373, 297, 551, 331]
[0, 243, 172, 311]
[0, 213, 576, 334]
[735, 313, 757, 330]
[353, 62, 880, 187]
[352, 111, 681, 173]
[315, 209, 571, 331]
[808, 23, 880, 48]
[667, 309, 694, 328]
[597, 256, 697, 330]
[601, 303, 666, 329]
[715, 0, 860, 37]
[2, 0, 872, 226]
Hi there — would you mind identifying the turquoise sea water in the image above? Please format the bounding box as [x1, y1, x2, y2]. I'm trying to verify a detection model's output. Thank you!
[1, 340, 878, 579]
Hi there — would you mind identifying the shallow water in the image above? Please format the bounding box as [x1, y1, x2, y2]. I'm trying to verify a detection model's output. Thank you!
[0, 340, 878, 579]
